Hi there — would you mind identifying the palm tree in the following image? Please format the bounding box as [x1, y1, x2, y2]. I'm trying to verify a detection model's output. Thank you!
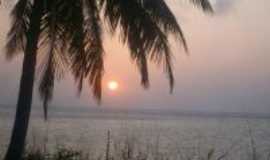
[3, 0, 213, 160]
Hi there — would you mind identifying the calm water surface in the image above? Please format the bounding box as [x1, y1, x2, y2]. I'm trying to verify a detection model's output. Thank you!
[1, 108, 270, 159]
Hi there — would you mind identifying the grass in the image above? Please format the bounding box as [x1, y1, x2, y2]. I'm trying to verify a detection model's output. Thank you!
[20, 130, 223, 160]
[21, 145, 218, 160]
[22, 147, 87, 160]
[2, 126, 270, 160]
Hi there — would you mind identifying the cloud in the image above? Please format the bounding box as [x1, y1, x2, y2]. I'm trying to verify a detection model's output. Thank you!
[212, 0, 235, 14]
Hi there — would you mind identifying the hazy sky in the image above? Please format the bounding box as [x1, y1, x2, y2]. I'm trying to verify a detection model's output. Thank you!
[0, 0, 270, 113]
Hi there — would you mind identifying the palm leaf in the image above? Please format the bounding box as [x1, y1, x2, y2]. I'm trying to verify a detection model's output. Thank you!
[39, 53, 55, 121]
[83, 0, 104, 101]
[190, 0, 214, 12]
[5, 0, 31, 59]
[101, 0, 175, 91]
[141, 0, 188, 51]
[38, 0, 58, 120]
[38, 0, 70, 119]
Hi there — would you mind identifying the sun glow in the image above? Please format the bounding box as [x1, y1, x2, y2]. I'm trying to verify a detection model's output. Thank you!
[107, 81, 119, 91]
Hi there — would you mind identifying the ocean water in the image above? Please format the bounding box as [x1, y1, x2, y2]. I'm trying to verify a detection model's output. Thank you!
[1, 108, 270, 160]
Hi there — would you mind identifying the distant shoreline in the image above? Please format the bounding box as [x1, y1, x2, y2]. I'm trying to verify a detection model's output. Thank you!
[1, 104, 270, 120]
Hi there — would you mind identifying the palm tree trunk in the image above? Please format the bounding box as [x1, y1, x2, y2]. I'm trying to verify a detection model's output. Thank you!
[4, 1, 43, 160]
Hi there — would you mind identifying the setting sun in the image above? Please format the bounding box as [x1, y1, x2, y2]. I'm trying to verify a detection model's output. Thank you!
[107, 81, 119, 91]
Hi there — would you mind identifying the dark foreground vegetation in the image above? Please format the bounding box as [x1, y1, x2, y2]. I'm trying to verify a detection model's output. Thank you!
[21, 145, 218, 160]
[17, 144, 268, 160]
[1, 129, 268, 160]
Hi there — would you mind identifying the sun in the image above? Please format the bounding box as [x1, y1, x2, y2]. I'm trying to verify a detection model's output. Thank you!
[107, 81, 119, 91]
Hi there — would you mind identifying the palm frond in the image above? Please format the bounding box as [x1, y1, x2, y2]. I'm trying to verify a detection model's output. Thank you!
[190, 0, 214, 12]
[101, 0, 175, 91]
[83, 0, 104, 101]
[39, 53, 55, 121]
[135, 52, 149, 88]
[38, 0, 58, 120]
[141, 0, 188, 51]
[5, 0, 31, 59]
[38, 0, 72, 119]
[57, 0, 104, 101]
[66, 0, 87, 93]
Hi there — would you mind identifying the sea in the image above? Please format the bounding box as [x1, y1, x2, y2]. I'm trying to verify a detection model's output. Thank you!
[1, 106, 270, 160]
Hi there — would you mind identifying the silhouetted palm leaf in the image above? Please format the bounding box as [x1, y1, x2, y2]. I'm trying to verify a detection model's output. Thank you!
[101, 0, 186, 91]
[5, 0, 31, 59]
[190, 0, 214, 12]
[82, 0, 104, 101]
